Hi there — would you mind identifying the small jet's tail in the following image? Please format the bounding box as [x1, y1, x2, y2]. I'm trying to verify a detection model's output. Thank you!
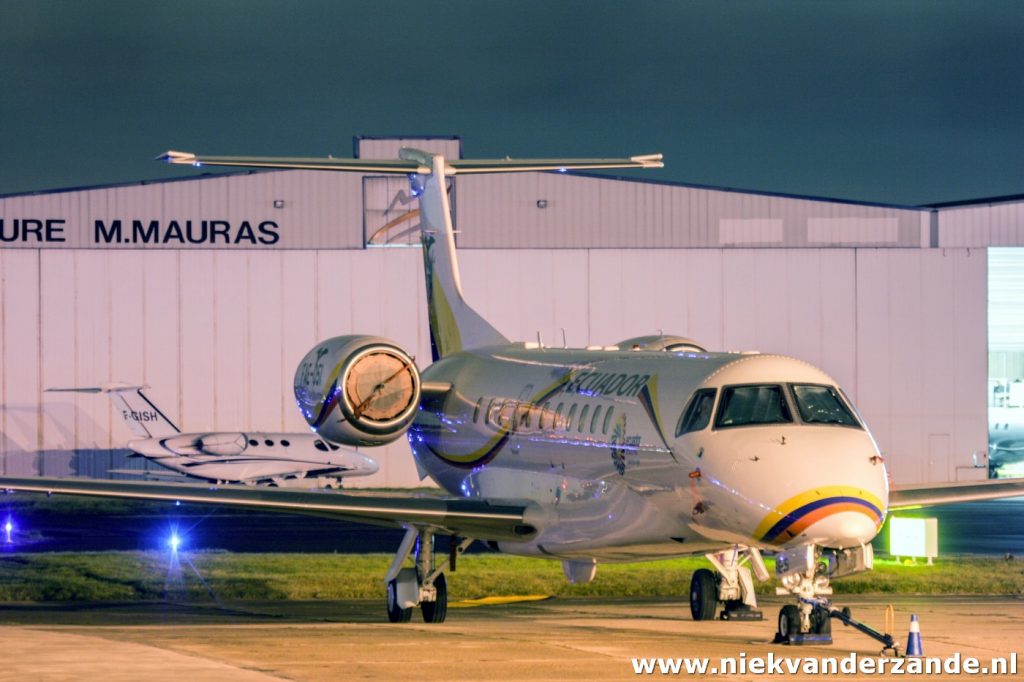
[159, 148, 663, 360]
[46, 384, 180, 438]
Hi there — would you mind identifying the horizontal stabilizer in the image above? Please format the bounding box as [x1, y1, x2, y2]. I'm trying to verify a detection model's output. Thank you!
[47, 383, 148, 394]
[157, 149, 663, 176]
[889, 477, 1024, 509]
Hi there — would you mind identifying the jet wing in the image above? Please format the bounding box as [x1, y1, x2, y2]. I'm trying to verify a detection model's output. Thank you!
[0, 477, 540, 542]
[889, 477, 1024, 510]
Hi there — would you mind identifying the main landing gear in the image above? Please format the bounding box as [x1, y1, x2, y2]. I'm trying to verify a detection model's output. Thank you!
[689, 547, 769, 622]
[772, 543, 873, 645]
[385, 527, 473, 623]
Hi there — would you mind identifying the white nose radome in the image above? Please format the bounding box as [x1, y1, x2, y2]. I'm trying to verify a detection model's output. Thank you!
[803, 510, 880, 548]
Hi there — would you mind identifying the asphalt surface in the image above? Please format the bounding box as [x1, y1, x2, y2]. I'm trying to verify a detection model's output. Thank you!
[1, 596, 1021, 680]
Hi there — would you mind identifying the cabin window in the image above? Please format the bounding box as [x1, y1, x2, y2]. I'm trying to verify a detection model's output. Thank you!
[790, 384, 860, 428]
[473, 397, 484, 423]
[529, 405, 541, 430]
[485, 399, 497, 425]
[264, 439, 274, 446]
[565, 404, 578, 432]
[498, 401, 516, 429]
[554, 403, 565, 430]
[249, 439, 259, 447]
[578, 404, 590, 432]
[314, 440, 329, 452]
[590, 405, 603, 433]
[281, 439, 290, 447]
[715, 384, 793, 428]
[602, 407, 615, 435]
[541, 402, 552, 429]
[676, 389, 717, 436]
[516, 403, 531, 430]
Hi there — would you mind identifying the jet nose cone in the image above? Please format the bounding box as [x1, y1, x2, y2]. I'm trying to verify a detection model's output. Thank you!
[809, 510, 880, 548]
[356, 454, 379, 475]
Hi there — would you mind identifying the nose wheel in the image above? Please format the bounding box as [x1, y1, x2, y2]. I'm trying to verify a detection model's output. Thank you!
[774, 602, 833, 645]
[773, 543, 873, 645]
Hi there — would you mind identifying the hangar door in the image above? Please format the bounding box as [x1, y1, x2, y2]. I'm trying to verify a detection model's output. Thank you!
[989, 248, 1024, 478]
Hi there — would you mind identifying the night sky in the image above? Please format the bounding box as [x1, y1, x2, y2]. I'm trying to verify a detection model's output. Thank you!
[1, 1, 1022, 205]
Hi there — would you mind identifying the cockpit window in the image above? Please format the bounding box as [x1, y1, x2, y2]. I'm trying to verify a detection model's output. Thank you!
[676, 388, 717, 436]
[790, 384, 860, 428]
[715, 384, 793, 428]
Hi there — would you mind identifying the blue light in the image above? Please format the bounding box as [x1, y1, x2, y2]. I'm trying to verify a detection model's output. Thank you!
[169, 531, 181, 552]
[3, 517, 12, 544]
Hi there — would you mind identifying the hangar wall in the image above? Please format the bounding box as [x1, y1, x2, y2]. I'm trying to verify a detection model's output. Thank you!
[0, 245, 986, 487]
[935, 199, 1024, 247]
[457, 174, 928, 249]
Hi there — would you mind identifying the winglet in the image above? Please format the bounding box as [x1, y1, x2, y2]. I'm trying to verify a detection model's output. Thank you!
[630, 153, 664, 168]
[156, 150, 199, 166]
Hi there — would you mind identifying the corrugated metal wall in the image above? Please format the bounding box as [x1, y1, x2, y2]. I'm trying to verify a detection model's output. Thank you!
[456, 174, 928, 249]
[2, 170, 934, 251]
[0, 171, 365, 249]
[0, 245, 986, 486]
[938, 201, 1024, 247]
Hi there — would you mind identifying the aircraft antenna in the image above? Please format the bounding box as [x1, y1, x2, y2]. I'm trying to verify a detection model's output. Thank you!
[560, 328, 567, 348]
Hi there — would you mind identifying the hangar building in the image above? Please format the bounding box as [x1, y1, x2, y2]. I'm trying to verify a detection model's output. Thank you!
[1, 137, 1022, 486]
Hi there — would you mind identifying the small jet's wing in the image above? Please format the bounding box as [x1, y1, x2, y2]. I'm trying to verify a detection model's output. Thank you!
[889, 478, 1024, 510]
[108, 468, 187, 479]
[0, 477, 540, 542]
[157, 150, 663, 175]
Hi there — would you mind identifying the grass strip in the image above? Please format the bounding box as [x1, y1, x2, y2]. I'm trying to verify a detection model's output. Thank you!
[1, 552, 1022, 602]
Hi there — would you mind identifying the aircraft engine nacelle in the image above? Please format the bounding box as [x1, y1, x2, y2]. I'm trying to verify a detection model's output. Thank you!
[160, 432, 246, 456]
[294, 335, 421, 447]
[617, 335, 706, 353]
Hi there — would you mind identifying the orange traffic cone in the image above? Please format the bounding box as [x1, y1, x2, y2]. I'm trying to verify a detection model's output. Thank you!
[906, 614, 923, 657]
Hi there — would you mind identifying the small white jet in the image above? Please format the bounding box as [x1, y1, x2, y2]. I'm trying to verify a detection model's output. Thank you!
[45, 384, 378, 488]
[6, 148, 1024, 645]
[990, 406, 1024, 477]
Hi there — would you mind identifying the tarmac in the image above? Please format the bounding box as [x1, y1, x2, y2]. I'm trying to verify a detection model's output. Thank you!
[1, 595, 1022, 681]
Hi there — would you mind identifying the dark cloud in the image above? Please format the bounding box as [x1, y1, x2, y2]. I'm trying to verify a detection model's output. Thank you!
[1, 0, 1022, 204]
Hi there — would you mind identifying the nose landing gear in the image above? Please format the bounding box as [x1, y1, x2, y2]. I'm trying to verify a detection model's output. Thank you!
[772, 542, 873, 645]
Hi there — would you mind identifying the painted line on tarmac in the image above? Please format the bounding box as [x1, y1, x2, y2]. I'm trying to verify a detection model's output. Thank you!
[449, 595, 551, 608]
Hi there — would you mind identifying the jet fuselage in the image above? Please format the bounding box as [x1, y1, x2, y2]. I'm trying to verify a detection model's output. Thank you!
[409, 345, 889, 561]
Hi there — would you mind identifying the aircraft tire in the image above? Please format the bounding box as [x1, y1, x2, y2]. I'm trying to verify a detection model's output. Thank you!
[386, 578, 412, 623]
[689, 569, 718, 621]
[777, 604, 800, 642]
[421, 573, 448, 623]
[811, 606, 832, 635]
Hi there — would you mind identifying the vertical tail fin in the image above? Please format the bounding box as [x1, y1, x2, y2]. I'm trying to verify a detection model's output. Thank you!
[46, 384, 180, 439]
[158, 148, 662, 362]
[404, 149, 507, 360]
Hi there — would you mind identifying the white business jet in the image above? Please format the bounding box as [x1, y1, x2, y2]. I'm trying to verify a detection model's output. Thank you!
[5, 148, 1024, 643]
[45, 384, 378, 488]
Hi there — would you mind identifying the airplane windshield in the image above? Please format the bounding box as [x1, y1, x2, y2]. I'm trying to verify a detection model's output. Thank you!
[790, 384, 861, 428]
[676, 388, 717, 436]
[715, 385, 792, 428]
